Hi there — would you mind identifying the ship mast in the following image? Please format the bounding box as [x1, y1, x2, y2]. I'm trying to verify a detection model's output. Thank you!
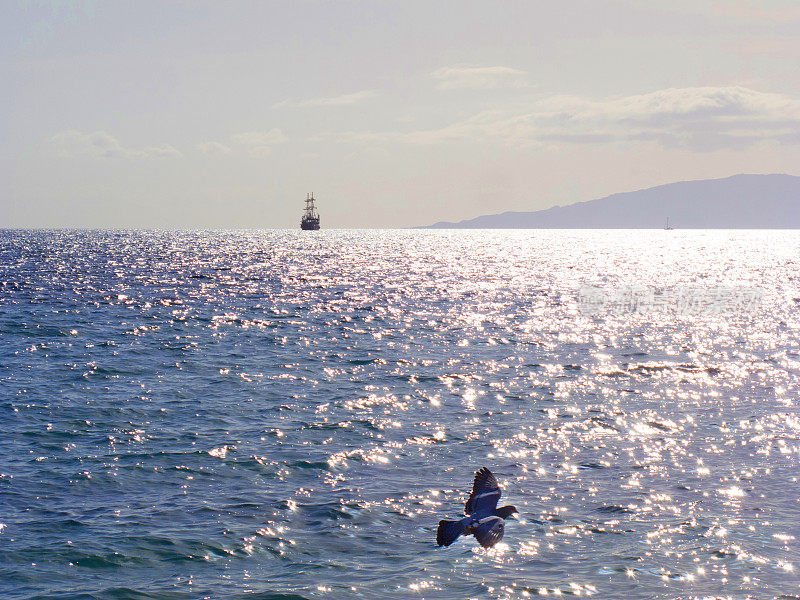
[304, 192, 317, 218]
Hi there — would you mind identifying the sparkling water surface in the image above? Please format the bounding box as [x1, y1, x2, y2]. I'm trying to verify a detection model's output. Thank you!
[1, 230, 798, 600]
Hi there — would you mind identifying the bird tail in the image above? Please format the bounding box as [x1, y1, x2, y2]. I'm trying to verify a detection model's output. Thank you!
[437, 519, 463, 547]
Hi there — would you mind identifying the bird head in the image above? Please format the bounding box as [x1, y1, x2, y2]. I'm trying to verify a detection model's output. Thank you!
[496, 505, 518, 519]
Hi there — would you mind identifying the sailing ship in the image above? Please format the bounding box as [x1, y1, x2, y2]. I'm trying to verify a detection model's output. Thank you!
[301, 193, 320, 230]
[664, 217, 674, 230]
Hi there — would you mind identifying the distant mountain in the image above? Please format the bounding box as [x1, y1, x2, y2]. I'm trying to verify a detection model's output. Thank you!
[423, 174, 800, 228]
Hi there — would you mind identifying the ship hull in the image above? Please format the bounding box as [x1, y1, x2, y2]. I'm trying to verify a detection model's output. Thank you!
[301, 218, 320, 230]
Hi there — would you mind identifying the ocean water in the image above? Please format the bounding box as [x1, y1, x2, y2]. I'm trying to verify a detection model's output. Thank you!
[1, 229, 798, 600]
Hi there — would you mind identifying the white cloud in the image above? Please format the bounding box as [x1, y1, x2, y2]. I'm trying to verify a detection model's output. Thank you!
[724, 37, 800, 57]
[231, 130, 288, 146]
[230, 129, 288, 156]
[273, 90, 378, 108]
[197, 141, 232, 155]
[146, 144, 182, 157]
[712, 2, 800, 22]
[551, 86, 800, 123]
[326, 86, 800, 151]
[47, 130, 182, 158]
[432, 66, 530, 90]
[519, 86, 800, 150]
[243, 145, 274, 157]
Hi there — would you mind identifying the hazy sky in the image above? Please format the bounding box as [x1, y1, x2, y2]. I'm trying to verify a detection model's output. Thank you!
[3, 0, 800, 228]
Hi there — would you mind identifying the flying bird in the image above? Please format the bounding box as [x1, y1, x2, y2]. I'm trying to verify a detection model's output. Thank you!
[437, 467, 517, 548]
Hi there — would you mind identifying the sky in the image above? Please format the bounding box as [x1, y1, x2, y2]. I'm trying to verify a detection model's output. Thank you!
[2, 0, 800, 228]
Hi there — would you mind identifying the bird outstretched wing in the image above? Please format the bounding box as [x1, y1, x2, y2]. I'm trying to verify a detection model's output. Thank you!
[465, 467, 501, 514]
[472, 515, 505, 548]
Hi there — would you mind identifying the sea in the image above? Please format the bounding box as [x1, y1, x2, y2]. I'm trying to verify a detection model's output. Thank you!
[1, 229, 798, 600]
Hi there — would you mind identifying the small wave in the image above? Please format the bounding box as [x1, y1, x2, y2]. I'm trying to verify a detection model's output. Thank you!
[578, 462, 607, 470]
[290, 460, 330, 470]
[94, 588, 193, 600]
[596, 505, 631, 514]
[233, 592, 311, 600]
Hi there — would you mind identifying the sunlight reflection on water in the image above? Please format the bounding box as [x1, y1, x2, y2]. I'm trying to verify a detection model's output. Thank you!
[0, 229, 798, 600]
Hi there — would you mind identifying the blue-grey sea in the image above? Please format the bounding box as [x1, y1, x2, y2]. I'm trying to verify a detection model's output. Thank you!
[1, 229, 799, 600]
